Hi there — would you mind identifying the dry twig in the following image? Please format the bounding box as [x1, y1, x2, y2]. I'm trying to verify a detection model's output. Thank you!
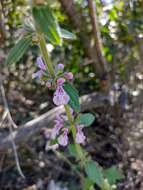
[0, 76, 25, 178]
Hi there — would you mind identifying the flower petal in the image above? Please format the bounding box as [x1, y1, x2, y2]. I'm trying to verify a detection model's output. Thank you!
[53, 86, 70, 106]
[58, 129, 68, 146]
[36, 57, 46, 70]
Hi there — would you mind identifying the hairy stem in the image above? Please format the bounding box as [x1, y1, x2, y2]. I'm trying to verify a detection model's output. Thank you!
[38, 34, 55, 77]
[38, 33, 85, 163]
[64, 105, 85, 162]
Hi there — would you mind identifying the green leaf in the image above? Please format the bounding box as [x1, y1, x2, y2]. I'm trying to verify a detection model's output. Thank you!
[63, 82, 80, 112]
[32, 5, 62, 45]
[83, 178, 94, 190]
[6, 36, 32, 65]
[85, 161, 104, 188]
[78, 113, 95, 127]
[68, 144, 77, 157]
[103, 166, 124, 185]
[61, 29, 76, 40]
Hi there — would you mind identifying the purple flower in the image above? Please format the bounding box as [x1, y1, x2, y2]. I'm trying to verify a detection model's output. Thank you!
[76, 125, 86, 144]
[53, 86, 70, 106]
[51, 115, 64, 139]
[54, 114, 64, 124]
[51, 125, 62, 139]
[32, 70, 44, 79]
[36, 57, 46, 70]
[57, 63, 64, 70]
[32, 57, 46, 79]
[58, 128, 68, 146]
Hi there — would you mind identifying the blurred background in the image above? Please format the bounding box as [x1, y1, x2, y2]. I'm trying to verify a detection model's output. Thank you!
[0, 0, 143, 189]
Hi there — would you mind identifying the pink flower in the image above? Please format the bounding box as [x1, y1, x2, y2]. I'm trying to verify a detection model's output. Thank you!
[36, 57, 46, 70]
[65, 72, 73, 80]
[57, 63, 64, 70]
[53, 86, 70, 106]
[32, 70, 44, 79]
[58, 128, 68, 146]
[76, 125, 86, 144]
[57, 78, 65, 86]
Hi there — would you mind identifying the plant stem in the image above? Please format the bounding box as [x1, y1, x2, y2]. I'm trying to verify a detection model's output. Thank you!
[38, 34, 55, 78]
[38, 34, 85, 180]
[64, 104, 85, 162]
[53, 150, 84, 181]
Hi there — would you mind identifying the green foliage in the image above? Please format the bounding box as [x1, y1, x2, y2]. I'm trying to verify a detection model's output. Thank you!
[63, 82, 80, 112]
[83, 178, 94, 190]
[85, 160, 104, 188]
[78, 113, 95, 127]
[32, 5, 62, 45]
[68, 144, 77, 157]
[6, 36, 32, 65]
[61, 29, 76, 40]
[103, 166, 124, 185]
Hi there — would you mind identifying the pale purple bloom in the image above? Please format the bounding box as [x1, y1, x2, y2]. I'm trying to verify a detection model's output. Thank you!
[57, 78, 65, 86]
[58, 128, 68, 146]
[57, 63, 64, 70]
[76, 125, 86, 144]
[51, 114, 64, 139]
[32, 57, 46, 79]
[53, 86, 70, 106]
[65, 72, 73, 80]
[51, 124, 63, 139]
[54, 114, 64, 124]
[36, 57, 46, 70]
[32, 70, 44, 79]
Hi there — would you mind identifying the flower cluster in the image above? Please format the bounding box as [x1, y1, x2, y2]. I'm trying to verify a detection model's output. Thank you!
[51, 114, 86, 146]
[33, 57, 86, 147]
[33, 57, 73, 106]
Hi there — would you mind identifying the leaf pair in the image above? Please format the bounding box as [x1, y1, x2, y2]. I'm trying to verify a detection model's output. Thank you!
[85, 161, 123, 189]
[32, 5, 76, 45]
[6, 4, 76, 66]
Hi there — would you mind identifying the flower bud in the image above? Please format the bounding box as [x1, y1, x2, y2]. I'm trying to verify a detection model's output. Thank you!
[57, 63, 64, 70]
[46, 81, 52, 88]
[57, 78, 65, 86]
[65, 72, 73, 80]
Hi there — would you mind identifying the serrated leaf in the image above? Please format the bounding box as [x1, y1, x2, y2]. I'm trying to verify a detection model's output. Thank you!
[78, 113, 95, 127]
[103, 166, 124, 185]
[63, 82, 80, 112]
[85, 161, 104, 188]
[32, 5, 62, 45]
[61, 29, 76, 40]
[6, 36, 32, 65]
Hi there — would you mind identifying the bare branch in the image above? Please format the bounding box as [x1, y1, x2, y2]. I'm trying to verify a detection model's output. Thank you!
[87, 0, 107, 70]
[59, 0, 102, 75]
[0, 77, 25, 178]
